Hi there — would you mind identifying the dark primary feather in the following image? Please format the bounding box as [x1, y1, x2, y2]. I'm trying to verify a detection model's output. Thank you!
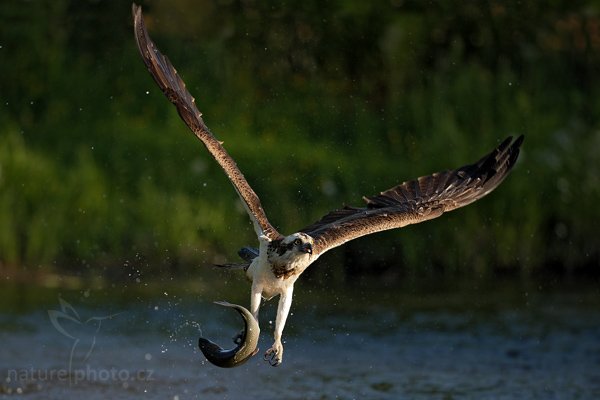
[301, 135, 524, 255]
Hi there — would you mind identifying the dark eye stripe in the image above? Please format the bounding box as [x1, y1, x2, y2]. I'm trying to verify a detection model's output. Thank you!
[277, 245, 287, 256]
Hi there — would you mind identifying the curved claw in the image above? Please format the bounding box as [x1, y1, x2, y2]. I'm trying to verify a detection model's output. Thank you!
[263, 351, 280, 367]
[263, 344, 283, 367]
[197, 301, 260, 368]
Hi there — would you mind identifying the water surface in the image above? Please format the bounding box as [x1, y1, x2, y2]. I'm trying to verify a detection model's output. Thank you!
[1, 277, 599, 399]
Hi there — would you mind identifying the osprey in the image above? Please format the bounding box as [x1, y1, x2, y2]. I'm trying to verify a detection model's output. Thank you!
[132, 4, 523, 367]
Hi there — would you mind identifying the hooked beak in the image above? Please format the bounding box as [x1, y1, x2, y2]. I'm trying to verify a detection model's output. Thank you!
[198, 301, 260, 368]
[302, 243, 313, 254]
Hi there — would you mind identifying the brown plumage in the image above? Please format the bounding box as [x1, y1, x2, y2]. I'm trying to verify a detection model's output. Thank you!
[301, 135, 523, 255]
[133, 3, 523, 259]
[133, 4, 281, 242]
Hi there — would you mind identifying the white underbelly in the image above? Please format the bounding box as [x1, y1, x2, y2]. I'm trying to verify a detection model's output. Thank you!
[247, 257, 296, 299]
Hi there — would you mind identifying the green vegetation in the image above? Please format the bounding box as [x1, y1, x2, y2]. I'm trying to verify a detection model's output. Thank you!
[0, 1, 598, 281]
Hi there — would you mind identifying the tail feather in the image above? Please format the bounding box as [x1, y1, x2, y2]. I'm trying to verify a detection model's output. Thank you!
[213, 262, 250, 271]
[238, 247, 259, 262]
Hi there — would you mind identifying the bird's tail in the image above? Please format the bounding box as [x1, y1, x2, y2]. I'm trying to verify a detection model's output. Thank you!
[213, 262, 250, 271]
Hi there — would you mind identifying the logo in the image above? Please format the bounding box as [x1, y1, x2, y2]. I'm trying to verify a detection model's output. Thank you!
[47, 297, 121, 373]
[5, 297, 154, 390]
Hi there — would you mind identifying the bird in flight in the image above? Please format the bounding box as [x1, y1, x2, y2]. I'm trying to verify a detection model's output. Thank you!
[132, 4, 523, 367]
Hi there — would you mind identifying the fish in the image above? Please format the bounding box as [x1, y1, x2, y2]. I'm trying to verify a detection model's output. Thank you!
[198, 301, 260, 368]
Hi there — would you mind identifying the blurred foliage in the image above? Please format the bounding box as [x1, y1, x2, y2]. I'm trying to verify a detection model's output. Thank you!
[0, 0, 599, 282]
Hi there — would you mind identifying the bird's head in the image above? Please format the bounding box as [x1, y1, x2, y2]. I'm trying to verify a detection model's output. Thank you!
[267, 232, 314, 265]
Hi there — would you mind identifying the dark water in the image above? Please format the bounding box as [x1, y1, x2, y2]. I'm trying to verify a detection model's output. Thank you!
[1, 277, 599, 399]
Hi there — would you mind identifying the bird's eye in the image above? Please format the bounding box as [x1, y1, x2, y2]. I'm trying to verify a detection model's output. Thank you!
[293, 239, 302, 246]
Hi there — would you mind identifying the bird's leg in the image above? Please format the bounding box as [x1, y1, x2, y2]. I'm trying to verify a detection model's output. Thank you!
[250, 281, 263, 320]
[264, 285, 294, 366]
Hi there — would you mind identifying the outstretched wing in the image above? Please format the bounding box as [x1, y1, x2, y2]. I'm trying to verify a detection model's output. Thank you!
[132, 4, 281, 241]
[301, 135, 524, 255]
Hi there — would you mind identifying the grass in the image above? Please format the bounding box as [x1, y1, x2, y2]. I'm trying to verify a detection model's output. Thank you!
[0, 1, 599, 282]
